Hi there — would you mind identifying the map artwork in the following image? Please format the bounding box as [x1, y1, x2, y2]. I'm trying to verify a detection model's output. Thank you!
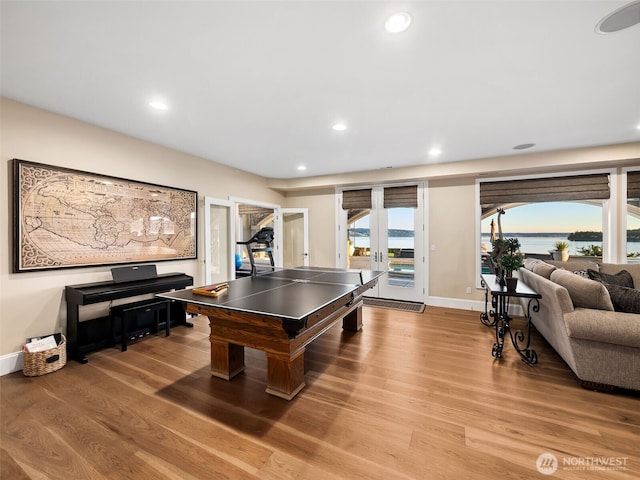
[13, 160, 197, 271]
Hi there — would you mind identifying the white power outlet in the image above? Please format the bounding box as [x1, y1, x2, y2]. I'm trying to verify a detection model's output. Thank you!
[466, 287, 473, 294]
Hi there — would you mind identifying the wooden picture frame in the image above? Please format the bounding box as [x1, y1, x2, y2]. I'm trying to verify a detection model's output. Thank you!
[12, 159, 197, 272]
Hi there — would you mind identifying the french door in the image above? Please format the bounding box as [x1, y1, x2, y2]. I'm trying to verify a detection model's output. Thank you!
[203, 197, 234, 285]
[341, 185, 425, 303]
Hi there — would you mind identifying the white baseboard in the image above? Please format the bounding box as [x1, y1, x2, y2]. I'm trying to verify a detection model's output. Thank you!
[426, 296, 523, 317]
[426, 296, 485, 312]
[0, 351, 23, 376]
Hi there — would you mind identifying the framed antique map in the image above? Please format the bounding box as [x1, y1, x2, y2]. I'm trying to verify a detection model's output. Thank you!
[12, 159, 197, 272]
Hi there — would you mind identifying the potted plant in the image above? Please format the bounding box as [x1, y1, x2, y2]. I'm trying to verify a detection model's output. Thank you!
[552, 240, 570, 261]
[500, 238, 524, 291]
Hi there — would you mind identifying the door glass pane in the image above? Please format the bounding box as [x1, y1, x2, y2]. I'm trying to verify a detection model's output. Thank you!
[347, 210, 371, 270]
[386, 207, 414, 287]
[208, 204, 229, 284]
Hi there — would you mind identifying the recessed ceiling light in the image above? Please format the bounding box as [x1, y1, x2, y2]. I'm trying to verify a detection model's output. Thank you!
[297, 165, 307, 171]
[385, 12, 412, 33]
[149, 100, 169, 111]
[513, 143, 536, 150]
[596, 0, 640, 34]
[428, 147, 442, 157]
[332, 123, 348, 131]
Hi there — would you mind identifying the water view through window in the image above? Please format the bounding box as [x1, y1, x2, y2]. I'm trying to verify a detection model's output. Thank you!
[348, 207, 415, 287]
[481, 202, 640, 264]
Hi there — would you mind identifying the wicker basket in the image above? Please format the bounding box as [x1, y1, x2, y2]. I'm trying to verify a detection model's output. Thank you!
[22, 335, 67, 377]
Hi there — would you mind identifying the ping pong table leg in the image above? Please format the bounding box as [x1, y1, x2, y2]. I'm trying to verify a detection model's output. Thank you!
[342, 300, 363, 331]
[265, 349, 306, 400]
[210, 339, 245, 380]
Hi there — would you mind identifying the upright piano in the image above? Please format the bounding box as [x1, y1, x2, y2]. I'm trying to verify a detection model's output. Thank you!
[65, 272, 193, 363]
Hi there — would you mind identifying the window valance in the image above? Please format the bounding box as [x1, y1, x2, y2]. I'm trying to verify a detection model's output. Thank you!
[341, 189, 372, 210]
[628, 171, 640, 199]
[383, 185, 418, 209]
[480, 174, 610, 216]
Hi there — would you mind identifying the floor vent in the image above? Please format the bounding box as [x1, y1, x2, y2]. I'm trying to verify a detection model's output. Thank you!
[363, 298, 425, 313]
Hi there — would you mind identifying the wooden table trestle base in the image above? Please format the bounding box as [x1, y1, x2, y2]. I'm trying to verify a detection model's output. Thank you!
[158, 267, 383, 400]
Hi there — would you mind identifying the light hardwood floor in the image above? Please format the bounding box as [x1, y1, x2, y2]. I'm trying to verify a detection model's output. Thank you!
[1, 306, 638, 479]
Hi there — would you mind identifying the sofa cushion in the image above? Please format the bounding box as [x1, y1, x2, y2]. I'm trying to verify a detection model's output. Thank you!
[602, 283, 640, 314]
[531, 261, 556, 279]
[587, 268, 635, 289]
[550, 269, 614, 311]
[565, 308, 640, 348]
[520, 267, 574, 314]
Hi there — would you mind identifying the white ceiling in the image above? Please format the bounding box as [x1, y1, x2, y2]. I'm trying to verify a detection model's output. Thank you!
[2, 1, 639, 179]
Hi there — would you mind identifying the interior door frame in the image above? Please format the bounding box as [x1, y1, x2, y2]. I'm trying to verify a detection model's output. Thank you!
[278, 208, 310, 267]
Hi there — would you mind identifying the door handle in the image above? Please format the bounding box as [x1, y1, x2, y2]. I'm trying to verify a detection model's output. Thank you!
[373, 251, 378, 262]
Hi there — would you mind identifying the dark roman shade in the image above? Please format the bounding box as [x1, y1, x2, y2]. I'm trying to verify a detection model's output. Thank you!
[628, 171, 640, 200]
[480, 174, 610, 216]
[341, 189, 372, 210]
[383, 185, 418, 208]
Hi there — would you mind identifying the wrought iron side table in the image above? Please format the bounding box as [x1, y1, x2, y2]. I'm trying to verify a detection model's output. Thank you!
[480, 274, 541, 365]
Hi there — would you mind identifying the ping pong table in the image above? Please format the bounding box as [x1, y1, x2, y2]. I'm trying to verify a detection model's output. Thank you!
[157, 267, 383, 400]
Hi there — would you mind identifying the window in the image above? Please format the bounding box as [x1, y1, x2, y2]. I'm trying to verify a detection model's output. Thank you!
[479, 173, 610, 275]
[481, 202, 604, 261]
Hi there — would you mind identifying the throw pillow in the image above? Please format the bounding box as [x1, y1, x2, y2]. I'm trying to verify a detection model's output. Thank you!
[603, 283, 640, 314]
[587, 269, 635, 289]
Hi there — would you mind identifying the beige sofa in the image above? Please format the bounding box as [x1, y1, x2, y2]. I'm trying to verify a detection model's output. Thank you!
[518, 259, 640, 391]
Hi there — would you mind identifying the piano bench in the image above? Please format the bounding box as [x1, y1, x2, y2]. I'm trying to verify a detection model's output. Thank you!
[110, 298, 170, 352]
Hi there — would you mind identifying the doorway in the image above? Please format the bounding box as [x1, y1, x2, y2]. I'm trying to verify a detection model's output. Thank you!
[204, 198, 310, 280]
[340, 185, 425, 303]
[279, 208, 309, 268]
[232, 198, 278, 275]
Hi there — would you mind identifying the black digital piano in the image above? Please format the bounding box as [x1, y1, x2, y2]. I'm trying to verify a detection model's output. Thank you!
[65, 270, 193, 363]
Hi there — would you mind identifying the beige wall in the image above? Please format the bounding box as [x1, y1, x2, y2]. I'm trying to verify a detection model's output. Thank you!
[428, 177, 481, 300]
[1, 98, 283, 357]
[283, 188, 336, 267]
